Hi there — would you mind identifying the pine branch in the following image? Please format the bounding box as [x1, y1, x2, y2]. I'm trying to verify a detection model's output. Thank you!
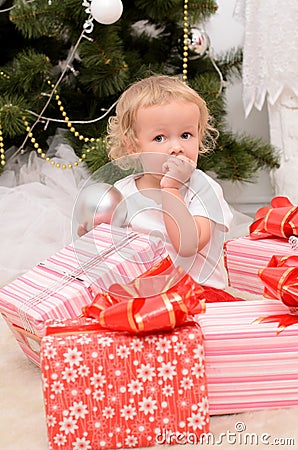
[215, 47, 243, 82]
[1, 49, 51, 97]
[10, 0, 67, 39]
[199, 131, 280, 182]
[0, 94, 28, 137]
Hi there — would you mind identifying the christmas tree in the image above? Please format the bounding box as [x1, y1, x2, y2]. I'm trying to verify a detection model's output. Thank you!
[0, 0, 279, 180]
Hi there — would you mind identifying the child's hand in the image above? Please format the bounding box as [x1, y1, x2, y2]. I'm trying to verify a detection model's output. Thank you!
[160, 155, 196, 189]
[77, 223, 88, 237]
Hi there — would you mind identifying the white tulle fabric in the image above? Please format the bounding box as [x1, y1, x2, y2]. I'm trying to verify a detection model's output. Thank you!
[234, 0, 298, 116]
[0, 141, 252, 288]
[0, 144, 89, 287]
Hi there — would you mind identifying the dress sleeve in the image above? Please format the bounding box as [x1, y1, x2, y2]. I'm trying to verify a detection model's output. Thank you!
[186, 171, 233, 232]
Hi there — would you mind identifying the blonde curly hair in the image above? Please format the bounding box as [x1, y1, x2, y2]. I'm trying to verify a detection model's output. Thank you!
[106, 75, 217, 161]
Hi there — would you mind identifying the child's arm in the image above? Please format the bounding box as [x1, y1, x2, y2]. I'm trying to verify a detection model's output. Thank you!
[160, 156, 213, 257]
[161, 187, 213, 257]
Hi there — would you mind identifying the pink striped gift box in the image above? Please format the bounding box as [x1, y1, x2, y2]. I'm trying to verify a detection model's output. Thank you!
[196, 299, 298, 414]
[0, 224, 168, 366]
[224, 236, 297, 295]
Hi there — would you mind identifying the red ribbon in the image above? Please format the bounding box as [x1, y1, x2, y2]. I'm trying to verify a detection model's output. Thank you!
[258, 254, 298, 309]
[46, 267, 205, 335]
[256, 254, 298, 332]
[250, 196, 298, 240]
[82, 267, 206, 334]
[45, 256, 243, 336]
[81, 254, 244, 334]
[254, 314, 298, 335]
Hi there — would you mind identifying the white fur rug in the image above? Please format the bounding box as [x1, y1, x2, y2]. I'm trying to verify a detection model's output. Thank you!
[1, 148, 298, 450]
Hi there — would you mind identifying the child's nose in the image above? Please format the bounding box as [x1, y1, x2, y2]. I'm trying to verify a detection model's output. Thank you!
[170, 141, 183, 154]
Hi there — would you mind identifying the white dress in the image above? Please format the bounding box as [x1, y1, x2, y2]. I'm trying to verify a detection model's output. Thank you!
[115, 170, 233, 289]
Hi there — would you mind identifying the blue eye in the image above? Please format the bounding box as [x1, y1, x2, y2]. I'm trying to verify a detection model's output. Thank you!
[154, 135, 164, 142]
[182, 132, 191, 139]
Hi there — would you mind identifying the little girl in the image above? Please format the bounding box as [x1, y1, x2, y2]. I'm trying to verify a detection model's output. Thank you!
[80, 75, 233, 289]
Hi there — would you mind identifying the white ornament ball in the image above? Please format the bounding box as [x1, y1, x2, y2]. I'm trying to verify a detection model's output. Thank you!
[75, 182, 127, 231]
[188, 28, 210, 57]
[90, 0, 123, 25]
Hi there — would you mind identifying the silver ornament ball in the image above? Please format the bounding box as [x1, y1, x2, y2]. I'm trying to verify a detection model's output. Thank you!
[188, 28, 210, 58]
[75, 182, 127, 231]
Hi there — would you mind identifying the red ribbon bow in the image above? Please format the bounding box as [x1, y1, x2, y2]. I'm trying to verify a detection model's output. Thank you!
[258, 254, 298, 309]
[250, 196, 298, 240]
[45, 256, 242, 336]
[256, 254, 298, 332]
[82, 267, 206, 334]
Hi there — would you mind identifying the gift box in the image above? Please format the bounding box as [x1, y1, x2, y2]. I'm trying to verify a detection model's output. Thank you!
[195, 299, 298, 415]
[224, 235, 297, 295]
[0, 224, 169, 366]
[40, 319, 209, 449]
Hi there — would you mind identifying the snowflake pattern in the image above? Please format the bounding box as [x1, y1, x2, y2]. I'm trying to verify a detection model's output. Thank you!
[62, 367, 78, 383]
[161, 384, 175, 397]
[72, 436, 92, 450]
[155, 337, 172, 353]
[173, 341, 187, 355]
[90, 371, 106, 388]
[63, 347, 83, 367]
[69, 401, 88, 420]
[130, 338, 144, 352]
[157, 361, 177, 381]
[187, 410, 207, 431]
[136, 363, 156, 382]
[191, 362, 205, 378]
[116, 344, 131, 359]
[138, 396, 158, 415]
[59, 416, 79, 435]
[43, 344, 57, 359]
[193, 344, 205, 361]
[41, 324, 208, 449]
[127, 379, 144, 395]
[120, 404, 137, 420]
[180, 376, 194, 390]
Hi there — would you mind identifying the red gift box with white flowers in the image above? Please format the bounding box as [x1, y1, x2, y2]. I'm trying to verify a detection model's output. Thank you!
[40, 318, 209, 449]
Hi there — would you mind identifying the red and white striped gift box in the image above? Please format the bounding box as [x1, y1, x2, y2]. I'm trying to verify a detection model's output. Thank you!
[0, 224, 168, 366]
[196, 299, 298, 414]
[224, 235, 297, 295]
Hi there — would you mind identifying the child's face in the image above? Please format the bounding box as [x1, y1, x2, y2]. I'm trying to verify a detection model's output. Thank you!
[130, 99, 201, 175]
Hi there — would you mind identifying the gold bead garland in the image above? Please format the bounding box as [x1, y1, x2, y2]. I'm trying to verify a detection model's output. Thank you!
[46, 80, 101, 146]
[182, 0, 189, 83]
[0, 70, 10, 80]
[0, 68, 100, 170]
[0, 124, 5, 167]
[0, 71, 10, 167]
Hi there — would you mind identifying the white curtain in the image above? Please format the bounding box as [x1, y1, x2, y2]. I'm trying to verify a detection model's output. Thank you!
[235, 0, 298, 203]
